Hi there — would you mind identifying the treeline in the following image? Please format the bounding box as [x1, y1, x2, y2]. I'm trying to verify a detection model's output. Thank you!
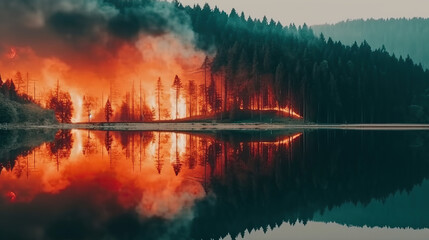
[0, 75, 57, 124]
[172, 3, 429, 123]
[312, 18, 429, 69]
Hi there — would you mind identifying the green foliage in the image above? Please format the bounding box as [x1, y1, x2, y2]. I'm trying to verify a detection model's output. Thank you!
[15, 103, 57, 124]
[0, 83, 56, 124]
[0, 97, 18, 123]
[0, 92, 57, 124]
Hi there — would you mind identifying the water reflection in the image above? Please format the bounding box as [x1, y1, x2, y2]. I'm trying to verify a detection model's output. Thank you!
[0, 130, 428, 240]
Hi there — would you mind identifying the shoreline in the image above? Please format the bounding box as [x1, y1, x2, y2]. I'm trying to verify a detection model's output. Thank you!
[2, 122, 429, 131]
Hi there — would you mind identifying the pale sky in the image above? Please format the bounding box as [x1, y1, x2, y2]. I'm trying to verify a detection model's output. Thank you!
[177, 0, 429, 26]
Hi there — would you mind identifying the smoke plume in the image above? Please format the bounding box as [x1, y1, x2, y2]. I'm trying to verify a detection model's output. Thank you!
[0, 0, 207, 121]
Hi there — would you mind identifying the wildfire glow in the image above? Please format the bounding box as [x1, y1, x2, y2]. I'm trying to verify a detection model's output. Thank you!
[0, 130, 302, 218]
[6, 47, 16, 60]
[0, 34, 206, 122]
[0, 38, 302, 122]
[276, 106, 303, 119]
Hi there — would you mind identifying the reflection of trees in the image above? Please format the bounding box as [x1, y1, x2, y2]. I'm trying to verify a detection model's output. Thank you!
[189, 130, 429, 240]
[0, 129, 56, 175]
[172, 133, 182, 176]
[117, 131, 154, 150]
[186, 135, 197, 170]
[104, 131, 113, 152]
[156, 132, 164, 174]
[3, 130, 429, 240]
[48, 130, 73, 159]
[48, 130, 73, 169]
[82, 131, 96, 155]
[105, 131, 155, 169]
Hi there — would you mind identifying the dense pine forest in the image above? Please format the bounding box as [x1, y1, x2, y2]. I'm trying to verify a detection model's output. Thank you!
[173, 3, 429, 123]
[313, 18, 429, 69]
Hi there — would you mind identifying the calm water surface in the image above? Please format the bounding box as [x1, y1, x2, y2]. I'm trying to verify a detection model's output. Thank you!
[0, 129, 428, 240]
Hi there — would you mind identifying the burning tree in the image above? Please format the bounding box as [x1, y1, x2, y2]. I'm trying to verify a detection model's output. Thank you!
[142, 105, 155, 122]
[187, 80, 197, 118]
[48, 91, 73, 123]
[105, 99, 113, 122]
[14, 71, 24, 94]
[83, 95, 95, 122]
[172, 75, 183, 119]
[119, 95, 131, 121]
[155, 77, 163, 120]
[207, 74, 221, 113]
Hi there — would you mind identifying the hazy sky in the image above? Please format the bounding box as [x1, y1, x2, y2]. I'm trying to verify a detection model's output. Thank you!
[177, 0, 429, 26]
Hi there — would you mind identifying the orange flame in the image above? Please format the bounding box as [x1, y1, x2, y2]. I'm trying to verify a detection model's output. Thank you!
[6, 47, 16, 59]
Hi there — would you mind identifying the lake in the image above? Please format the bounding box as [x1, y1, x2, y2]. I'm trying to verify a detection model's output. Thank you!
[1, 129, 428, 240]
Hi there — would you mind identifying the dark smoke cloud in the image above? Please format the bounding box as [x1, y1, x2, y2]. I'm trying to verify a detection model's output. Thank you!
[0, 0, 195, 65]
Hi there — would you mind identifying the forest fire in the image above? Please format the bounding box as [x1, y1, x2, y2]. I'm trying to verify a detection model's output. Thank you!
[0, 39, 302, 122]
[0, 0, 306, 124]
[0, 34, 207, 123]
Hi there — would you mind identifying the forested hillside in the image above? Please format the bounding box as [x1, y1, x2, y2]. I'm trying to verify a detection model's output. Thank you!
[174, 3, 429, 123]
[0, 76, 56, 124]
[312, 18, 429, 69]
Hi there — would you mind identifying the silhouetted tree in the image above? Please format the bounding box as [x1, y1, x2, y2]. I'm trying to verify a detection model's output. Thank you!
[105, 99, 113, 122]
[83, 95, 95, 122]
[172, 75, 183, 119]
[155, 77, 163, 120]
[14, 72, 24, 94]
[48, 91, 73, 123]
[82, 131, 96, 155]
[104, 131, 113, 152]
[48, 130, 73, 161]
[187, 80, 197, 117]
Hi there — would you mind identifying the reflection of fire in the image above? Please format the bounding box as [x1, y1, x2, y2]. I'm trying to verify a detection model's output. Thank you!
[5, 191, 16, 202]
[258, 133, 303, 145]
[0, 130, 302, 218]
